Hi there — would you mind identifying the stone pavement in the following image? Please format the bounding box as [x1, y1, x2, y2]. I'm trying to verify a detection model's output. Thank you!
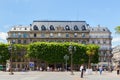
[82, 71, 120, 80]
[0, 71, 119, 80]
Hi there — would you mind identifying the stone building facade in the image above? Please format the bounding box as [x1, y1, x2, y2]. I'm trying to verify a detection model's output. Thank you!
[7, 20, 112, 70]
[112, 45, 120, 66]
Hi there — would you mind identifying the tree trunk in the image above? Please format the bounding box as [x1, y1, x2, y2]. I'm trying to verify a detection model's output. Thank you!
[88, 56, 92, 69]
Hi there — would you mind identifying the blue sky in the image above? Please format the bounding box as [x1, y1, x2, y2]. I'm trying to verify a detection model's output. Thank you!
[0, 0, 120, 47]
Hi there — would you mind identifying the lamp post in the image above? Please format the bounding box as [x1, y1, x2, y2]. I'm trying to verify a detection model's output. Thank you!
[68, 45, 76, 75]
[8, 41, 16, 75]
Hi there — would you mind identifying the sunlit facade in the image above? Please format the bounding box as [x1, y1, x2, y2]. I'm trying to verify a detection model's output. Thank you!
[7, 20, 112, 70]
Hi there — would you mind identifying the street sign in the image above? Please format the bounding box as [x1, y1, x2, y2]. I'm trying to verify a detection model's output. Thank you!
[29, 62, 34, 67]
[64, 54, 69, 60]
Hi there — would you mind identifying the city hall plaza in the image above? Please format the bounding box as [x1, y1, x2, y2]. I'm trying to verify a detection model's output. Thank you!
[0, 71, 120, 80]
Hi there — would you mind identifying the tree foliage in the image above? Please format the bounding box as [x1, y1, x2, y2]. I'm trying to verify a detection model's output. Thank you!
[115, 26, 120, 34]
[27, 42, 99, 65]
[0, 42, 100, 66]
[86, 44, 99, 68]
[0, 43, 9, 64]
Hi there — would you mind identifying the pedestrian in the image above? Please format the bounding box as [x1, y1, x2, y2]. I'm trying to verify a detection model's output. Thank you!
[47, 66, 50, 71]
[80, 64, 84, 78]
[116, 65, 120, 75]
[99, 66, 103, 75]
[39, 67, 42, 71]
[95, 66, 98, 74]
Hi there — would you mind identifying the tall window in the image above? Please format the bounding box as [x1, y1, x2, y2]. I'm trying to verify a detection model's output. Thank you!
[23, 40, 27, 44]
[18, 40, 21, 44]
[23, 33, 28, 38]
[12, 33, 16, 37]
[34, 33, 37, 37]
[18, 33, 21, 38]
[98, 40, 100, 44]
[74, 33, 77, 37]
[66, 33, 69, 37]
[103, 52, 106, 62]
[41, 33, 45, 38]
[92, 41, 95, 44]
[50, 33, 53, 37]
[82, 33, 85, 37]
[58, 33, 61, 37]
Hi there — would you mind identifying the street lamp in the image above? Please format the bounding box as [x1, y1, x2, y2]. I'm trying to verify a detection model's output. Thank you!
[68, 45, 76, 75]
[8, 41, 16, 75]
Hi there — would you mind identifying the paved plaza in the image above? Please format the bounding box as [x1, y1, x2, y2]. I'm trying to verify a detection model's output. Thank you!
[0, 71, 120, 80]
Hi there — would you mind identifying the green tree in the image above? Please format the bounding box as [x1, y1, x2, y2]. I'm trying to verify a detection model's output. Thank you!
[27, 42, 91, 65]
[0, 43, 9, 64]
[115, 26, 120, 34]
[86, 44, 99, 68]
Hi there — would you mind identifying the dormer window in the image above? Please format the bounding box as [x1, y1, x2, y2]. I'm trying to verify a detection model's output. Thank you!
[25, 28, 27, 30]
[103, 29, 105, 31]
[65, 25, 70, 30]
[74, 25, 79, 30]
[81, 25, 86, 31]
[41, 25, 46, 31]
[14, 28, 16, 30]
[33, 25, 39, 30]
[50, 25, 55, 30]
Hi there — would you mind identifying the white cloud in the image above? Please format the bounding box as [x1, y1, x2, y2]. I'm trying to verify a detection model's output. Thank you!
[112, 37, 120, 43]
[0, 32, 7, 43]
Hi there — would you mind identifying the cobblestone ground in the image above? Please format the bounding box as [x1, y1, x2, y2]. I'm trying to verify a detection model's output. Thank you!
[0, 71, 119, 80]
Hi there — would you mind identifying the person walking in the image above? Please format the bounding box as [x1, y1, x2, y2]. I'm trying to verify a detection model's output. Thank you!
[116, 65, 120, 75]
[99, 66, 103, 75]
[80, 64, 84, 78]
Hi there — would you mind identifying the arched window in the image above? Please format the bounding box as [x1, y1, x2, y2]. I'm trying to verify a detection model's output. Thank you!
[41, 25, 46, 31]
[81, 25, 86, 31]
[74, 25, 79, 30]
[50, 25, 55, 30]
[65, 25, 70, 30]
[33, 25, 39, 30]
